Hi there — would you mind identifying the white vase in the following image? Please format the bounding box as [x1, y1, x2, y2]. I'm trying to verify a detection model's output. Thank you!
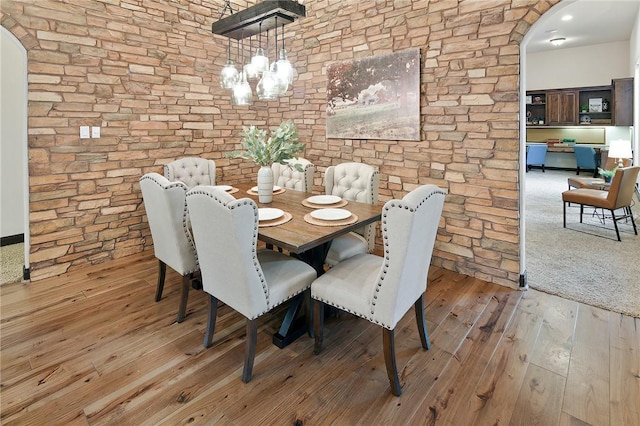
[257, 165, 274, 203]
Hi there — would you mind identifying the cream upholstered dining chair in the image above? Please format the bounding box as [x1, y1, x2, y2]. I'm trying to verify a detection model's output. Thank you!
[164, 157, 216, 189]
[323, 162, 380, 266]
[272, 158, 315, 192]
[185, 186, 316, 383]
[139, 173, 198, 323]
[312, 185, 446, 396]
[562, 166, 639, 241]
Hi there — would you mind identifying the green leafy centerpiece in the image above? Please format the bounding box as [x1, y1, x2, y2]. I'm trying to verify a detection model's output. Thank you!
[598, 166, 617, 183]
[226, 120, 306, 203]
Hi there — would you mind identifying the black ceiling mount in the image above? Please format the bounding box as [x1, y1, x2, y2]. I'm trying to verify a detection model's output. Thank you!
[211, 1, 306, 40]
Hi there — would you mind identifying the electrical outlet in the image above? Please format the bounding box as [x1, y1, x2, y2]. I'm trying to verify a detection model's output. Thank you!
[80, 126, 90, 139]
[91, 126, 100, 138]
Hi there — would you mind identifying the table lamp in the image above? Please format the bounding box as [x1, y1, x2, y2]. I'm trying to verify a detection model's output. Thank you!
[608, 139, 633, 168]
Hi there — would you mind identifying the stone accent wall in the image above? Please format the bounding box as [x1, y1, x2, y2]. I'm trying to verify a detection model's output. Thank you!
[1, 0, 558, 286]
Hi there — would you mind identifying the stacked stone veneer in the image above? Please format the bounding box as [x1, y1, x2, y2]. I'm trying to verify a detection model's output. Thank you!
[1, 0, 558, 286]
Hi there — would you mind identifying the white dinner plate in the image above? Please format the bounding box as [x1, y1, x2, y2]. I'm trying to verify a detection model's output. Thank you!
[306, 195, 342, 205]
[310, 208, 351, 221]
[251, 185, 282, 192]
[258, 208, 284, 221]
[212, 185, 232, 191]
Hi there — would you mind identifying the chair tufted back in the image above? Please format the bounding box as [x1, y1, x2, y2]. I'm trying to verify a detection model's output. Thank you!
[272, 158, 315, 192]
[325, 162, 380, 251]
[371, 185, 446, 328]
[139, 173, 198, 275]
[325, 162, 379, 204]
[164, 157, 216, 189]
[186, 186, 270, 319]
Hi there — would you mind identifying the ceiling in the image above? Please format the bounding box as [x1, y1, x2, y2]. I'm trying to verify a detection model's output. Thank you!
[526, 0, 639, 53]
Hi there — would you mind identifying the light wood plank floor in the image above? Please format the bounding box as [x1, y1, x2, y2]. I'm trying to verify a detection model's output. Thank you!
[1, 250, 638, 425]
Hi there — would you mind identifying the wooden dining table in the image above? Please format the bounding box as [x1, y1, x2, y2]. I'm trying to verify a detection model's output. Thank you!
[232, 182, 383, 347]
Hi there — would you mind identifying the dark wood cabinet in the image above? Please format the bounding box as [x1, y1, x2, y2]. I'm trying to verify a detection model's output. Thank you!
[613, 77, 633, 126]
[546, 90, 578, 125]
[526, 78, 633, 127]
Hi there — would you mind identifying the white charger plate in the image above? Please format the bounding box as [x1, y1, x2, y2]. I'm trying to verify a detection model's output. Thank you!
[306, 195, 342, 205]
[251, 185, 282, 192]
[212, 185, 232, 191]
[310, 208, 351, 221]
[258, 208, 284, 221]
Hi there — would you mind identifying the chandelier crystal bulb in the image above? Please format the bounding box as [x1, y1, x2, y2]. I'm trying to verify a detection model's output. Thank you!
[232, 71, 253, 105]
[269, 62, 288, 95]
[256, 70, 279, 100]
[244, 62, 260, 80]
[276, 49, 294, 86]
[220, 60, 239, 89]
[251, 47, 270, 74]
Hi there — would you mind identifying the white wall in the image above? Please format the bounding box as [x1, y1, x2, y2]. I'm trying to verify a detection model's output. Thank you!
[1, 27, 27, 239]
[527, 40, 631, 90]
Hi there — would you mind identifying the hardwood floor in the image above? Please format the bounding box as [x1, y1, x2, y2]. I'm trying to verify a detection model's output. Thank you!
[1, 250, 638, 425]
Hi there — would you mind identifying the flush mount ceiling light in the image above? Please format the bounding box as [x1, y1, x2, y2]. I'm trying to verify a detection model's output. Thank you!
[550, 37, 566, 46]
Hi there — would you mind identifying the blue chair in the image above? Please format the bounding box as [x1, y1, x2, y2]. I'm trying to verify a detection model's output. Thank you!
[573, 145, 599, 177]
[526, 145, 548, 173]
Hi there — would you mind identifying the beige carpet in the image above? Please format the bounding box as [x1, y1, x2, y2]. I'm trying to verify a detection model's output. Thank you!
[1, 243, 24, 285]
[525, 169, 640, 318]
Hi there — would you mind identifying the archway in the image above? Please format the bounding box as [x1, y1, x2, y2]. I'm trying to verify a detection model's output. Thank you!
[1, 25, 30, 281]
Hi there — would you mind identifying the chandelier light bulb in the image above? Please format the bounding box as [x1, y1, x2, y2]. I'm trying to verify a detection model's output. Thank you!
[220, 60, 239, 89]
[257, 70, 279, 100]
[232, 71, 253, 105]
[276, 49, 294, 87]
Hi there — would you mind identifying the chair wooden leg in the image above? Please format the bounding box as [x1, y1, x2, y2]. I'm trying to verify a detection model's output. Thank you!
[306, 289, 314, 338]
[563, 202, 567, 228]
[155, 260, 166, 302]
[203, 294, 218, 348]
[313, 299, 324, 355]
[383, 328, 402, 396]
[414, 294, 430, 350]
[177, 274, 190, 323]
[242, 319, 258, 383]
[611, 209, 621, 241]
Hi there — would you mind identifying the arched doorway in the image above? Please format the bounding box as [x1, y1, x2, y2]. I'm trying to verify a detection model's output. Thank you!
[1, 26, 29, 282]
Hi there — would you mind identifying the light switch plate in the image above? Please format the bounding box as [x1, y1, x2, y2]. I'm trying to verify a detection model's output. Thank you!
[80, 126, 90, 139]
[91, 126, 100, 138]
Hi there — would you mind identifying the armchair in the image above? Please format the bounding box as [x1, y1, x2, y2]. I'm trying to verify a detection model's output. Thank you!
[185, 186, 316, 382]
[311, 185, 446, 396]
[164, 157, 216, 189]
[139, 173, 198, 323]
[323, 162, 380, 266]
[272, 158, 315, 193]
[562, 166, 640, 241]
[573, 145, 599, 177]
[526, 144, 548, 173]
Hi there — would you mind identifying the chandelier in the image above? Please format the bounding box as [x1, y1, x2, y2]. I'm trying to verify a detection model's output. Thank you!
[212, 0, 306, 105]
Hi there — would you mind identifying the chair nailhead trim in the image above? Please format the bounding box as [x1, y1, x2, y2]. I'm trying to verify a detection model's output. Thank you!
[370, 189, 447, 317]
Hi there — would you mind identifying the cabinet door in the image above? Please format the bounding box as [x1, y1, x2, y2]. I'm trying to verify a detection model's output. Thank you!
[547, 91, 578, 125]
[613, 78, 633, 126]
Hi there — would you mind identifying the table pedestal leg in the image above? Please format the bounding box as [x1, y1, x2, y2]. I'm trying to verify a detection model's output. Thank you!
[272, 242, 332, 348]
